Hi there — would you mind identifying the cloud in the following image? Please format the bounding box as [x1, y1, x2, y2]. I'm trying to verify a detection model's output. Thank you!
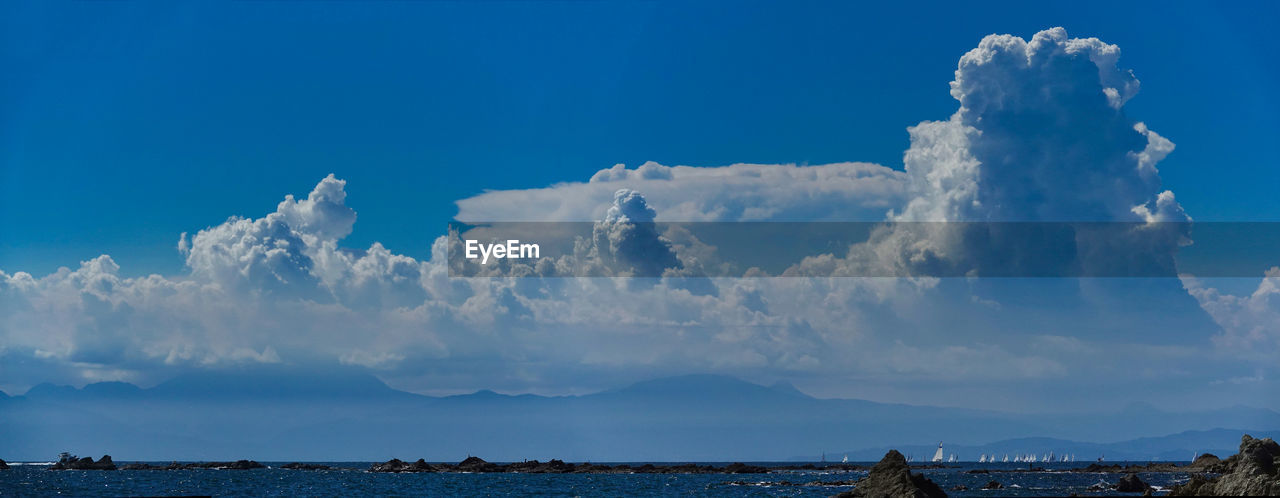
[1183, 268, 1280, 358]
[455, 161, 907, 222]
[786, 27, 1190, 280]
[0, 28, 1270, 411]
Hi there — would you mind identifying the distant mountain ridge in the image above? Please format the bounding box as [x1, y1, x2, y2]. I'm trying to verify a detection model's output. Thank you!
[2, 369, 1277, 462]
[825, 428, 1280, 463]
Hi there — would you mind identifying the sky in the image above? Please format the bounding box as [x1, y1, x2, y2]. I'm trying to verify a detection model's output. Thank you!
[2, 1, 1280, 413]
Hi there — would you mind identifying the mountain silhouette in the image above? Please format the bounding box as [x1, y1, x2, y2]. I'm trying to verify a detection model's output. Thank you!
[3, 368, 1277, 462]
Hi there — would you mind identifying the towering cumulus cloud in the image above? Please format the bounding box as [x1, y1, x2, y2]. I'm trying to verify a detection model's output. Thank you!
[782, 28, 1191, 278]
[588, 189, 682, 277]
[0, 28, 1269, 407]
[898, 27, 1182, 223]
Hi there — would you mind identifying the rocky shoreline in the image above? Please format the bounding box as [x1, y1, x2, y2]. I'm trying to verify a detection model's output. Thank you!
[368, 456, 770, 474]
[1170, 434, 1279, 496]
[120, 460, 266, 470]
[50, 455, 117, 470]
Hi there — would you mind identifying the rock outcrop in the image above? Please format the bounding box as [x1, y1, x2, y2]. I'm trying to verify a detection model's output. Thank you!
[0, 458, 9, 470]
[835, 450, 946, 498]
[119, 460, 265, 470]
[369, 458, 435, 473]
[981, 480, 1002, 490]
[456, 456, 500, 472]
[50, 454, 116, 470]
[1189, 453, 1222, 470]
[281, 462, 333, 470]
[1170, 434, 1280, 496]
[1114, 473, 1151, 493]
[368, 457, 769, 474]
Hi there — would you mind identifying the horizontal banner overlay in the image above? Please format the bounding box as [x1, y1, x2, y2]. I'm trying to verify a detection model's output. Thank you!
[446, 222, 1280, 278]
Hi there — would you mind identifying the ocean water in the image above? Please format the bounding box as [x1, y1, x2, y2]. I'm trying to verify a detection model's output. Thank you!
[1, 461, 1195, 496]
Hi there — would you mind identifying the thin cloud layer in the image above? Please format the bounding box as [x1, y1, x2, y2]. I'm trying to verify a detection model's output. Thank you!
[455, 161, 907, 222]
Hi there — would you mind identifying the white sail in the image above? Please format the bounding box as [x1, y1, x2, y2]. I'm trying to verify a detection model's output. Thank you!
[931, 442, 944, 463]
[842, 454, 848, 463]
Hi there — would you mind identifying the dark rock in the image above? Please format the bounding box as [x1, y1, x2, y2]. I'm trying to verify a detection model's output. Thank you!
[456, 456, 500, 472]
[281, 462, 332, 470]
[369, 458, 435, 473]
[1189, 452, 1221, 470]
[50, 454, 116, 470]
[0, 459, 8, 470]
[981, 480, 1002, 490]
[950, 485, 967, 491]
[1087, 479, 1110, 492]
[119, 460, 264, 470]
[219, 460, 266, 470]
[1170, 434, 1280, 496]
[506, 459, 577, 473]
[723, 462, 769, 474]
[1114, 473, 1151, 493]
[835, 450, 946, 498]
[965, 469, 990, 474]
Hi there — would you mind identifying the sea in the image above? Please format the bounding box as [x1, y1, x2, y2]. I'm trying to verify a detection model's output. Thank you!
[0, 461, 1195, 496]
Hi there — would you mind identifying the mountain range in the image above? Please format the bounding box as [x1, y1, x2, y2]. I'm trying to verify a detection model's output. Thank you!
[1, 368, 1276, 462]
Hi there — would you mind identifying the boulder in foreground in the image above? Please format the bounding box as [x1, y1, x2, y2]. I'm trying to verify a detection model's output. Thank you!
[835, 450, 946, 498]
[1114, 473, 1151, 493]
[1170, 434, 1280, 496]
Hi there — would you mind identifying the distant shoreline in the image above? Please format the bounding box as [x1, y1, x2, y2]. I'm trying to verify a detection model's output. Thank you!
[22, 455, 1213, 475]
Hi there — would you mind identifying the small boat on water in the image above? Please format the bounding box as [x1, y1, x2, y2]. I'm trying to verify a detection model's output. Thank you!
[931, 442, 944, 463]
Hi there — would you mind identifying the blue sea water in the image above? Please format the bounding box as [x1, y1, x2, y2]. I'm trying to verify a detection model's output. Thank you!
[1, 462, 1195, 496]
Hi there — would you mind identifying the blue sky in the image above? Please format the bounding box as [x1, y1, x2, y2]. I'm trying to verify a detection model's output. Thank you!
[2, 1, 1278, 276]
[2, 2, 1280, 413]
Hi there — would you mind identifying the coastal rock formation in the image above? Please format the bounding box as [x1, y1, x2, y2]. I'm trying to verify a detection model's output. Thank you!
[119, 460, 265, 470]
[981, 480, 1002, 490]
[724, 479, 857, 488]
[369, 458, 435, 473]
[1170, 434, 1280, 496]
[1114, 473, 1151, 493]
[1189, 453, 1222, 470]
[281, 462, 334, 470]
[50, 455, 116, 470]
[1080, 462, 1183, 473]
[835, 450, 946, 498]
[368, 457, 769, 474]
[456, 456, 500, 472]
[723, 462, 769, 474]
[0, 458, 9, 470]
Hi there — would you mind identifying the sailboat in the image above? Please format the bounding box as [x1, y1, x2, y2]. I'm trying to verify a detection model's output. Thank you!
[842, 454, 849, 463]
[948, 454, 956, 463]
[1002, 454, 1008, 463]
[979, 454, 987, 463]
[931, 442, 944, 463]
